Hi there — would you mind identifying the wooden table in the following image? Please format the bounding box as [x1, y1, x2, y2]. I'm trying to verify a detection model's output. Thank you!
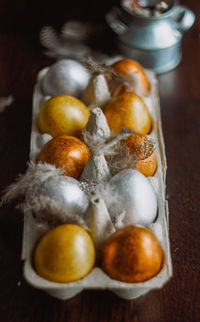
[0, 0, 199, 321]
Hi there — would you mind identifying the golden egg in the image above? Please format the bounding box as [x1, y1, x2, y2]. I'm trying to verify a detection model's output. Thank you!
[104, 92, 152, 135]
[37, 135, 90, 179]
[38, 95, 90, 138]
[34, 224, 95, 283]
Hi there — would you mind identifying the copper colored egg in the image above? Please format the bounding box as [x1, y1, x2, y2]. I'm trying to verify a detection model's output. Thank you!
[37, 135, 90, 179]
[121, 134, 157, 177]
[110, 58, 151, 97]
[101, 226, 164, 283]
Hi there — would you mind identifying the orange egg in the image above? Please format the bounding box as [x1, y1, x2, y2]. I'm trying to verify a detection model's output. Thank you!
[110, 58, 151, 97]
[121, 134, 157, 176]
[104, 92, 152, 135]
[37, 135, 90, 179]
[101, 226, 164, 283]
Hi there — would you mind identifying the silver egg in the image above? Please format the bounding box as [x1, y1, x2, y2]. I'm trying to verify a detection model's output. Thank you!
[104, 169, 157, 226]
[38, 176, 89, 216]
[41, 59, 90, 98]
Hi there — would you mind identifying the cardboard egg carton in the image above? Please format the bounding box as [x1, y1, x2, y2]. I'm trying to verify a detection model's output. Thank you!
[21, 66, 172, 300]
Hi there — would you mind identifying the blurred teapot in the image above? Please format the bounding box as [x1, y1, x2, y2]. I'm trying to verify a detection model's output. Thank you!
[105, 0, 195, 73]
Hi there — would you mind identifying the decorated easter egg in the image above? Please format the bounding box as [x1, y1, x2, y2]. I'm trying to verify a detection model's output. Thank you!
[38, 95, 90, 138]
[121, 133, 157, 177]
[104, 92, 152, 135]
[42, 59, 90, 97]
[109, 58, 151, 97]
[34, 224, 95, 283]
[103, 169, 157, 226]
[37, 135, 90, 179]
[32, 175, 89, 216]
[101, 225, 164, 283]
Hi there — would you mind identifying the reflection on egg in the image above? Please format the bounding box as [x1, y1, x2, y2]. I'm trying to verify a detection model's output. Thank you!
[41, 59, 90, 98]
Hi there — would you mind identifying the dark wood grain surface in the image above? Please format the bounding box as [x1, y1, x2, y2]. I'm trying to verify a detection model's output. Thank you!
[0, 0, 199, 321]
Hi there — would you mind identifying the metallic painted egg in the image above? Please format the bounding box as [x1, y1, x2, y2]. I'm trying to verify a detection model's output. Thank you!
[42, 59, 90, 98]
[104, 169, 157, 226]
[38, 175, 89, 216]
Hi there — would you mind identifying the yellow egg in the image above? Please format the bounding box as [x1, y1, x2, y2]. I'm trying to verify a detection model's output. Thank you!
[38, 95, 90, 137]
[34, 224, 95, 283]
[104, 92, 152, 135]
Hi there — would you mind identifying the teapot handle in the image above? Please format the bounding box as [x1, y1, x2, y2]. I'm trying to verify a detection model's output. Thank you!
[105, 7, 129, 35]
[172, 5, 195, 32]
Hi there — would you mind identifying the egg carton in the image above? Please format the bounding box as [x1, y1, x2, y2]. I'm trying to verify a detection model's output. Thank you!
[21, 67, 172, 300]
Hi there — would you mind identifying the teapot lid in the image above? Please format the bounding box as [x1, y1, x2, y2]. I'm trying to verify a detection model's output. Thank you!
[121, 0, 180, 20]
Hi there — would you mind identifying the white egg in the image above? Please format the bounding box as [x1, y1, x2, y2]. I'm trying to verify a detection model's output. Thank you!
[41, 59, 90, 97]
[103, 169, 157, 226]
